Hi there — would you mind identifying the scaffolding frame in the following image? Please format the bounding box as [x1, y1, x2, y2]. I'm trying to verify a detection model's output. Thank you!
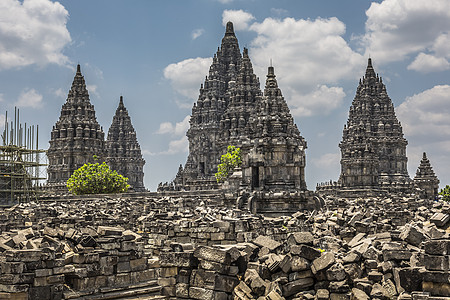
[0, 107, 46, 206]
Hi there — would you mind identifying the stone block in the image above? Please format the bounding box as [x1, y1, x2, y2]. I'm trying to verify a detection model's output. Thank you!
[29, 286, 51, 300]
[311, 252, 335, 274]
[189, 286, 214, 300]
[160, 266, 178, 278]
[424, 239, 449, 256]
[160, 251, 196, 267]
[130, 257, 147, 271]
[393, 267, 423, 293]
[97, 226, 123, 236]
[290, 255, 310, 272]
[194, 246, 233, 265]
[326, 262, 346, 281]
[287, 232, 314, 245]
[422, 281, 450, 297]
[176, 282, 190, 298]
[0, 262, 24, 274]
[190, 269, 216, 288]
[233, 281, 252, 299]
[430, 212, 449, 227]
[282, 277, 314, 296]
[290, 244, 321, 261]
[4, 250, 46, 262]
[120, 241, 137, 251]
[383, 249, 412, 261]
[423, 254, 449, 271]
[214, 274, 240, 293]
[117, 261, 131, 273]
[115, 273, 131, 286]
[35, 269, 53, 277]
[252, 235, 281, 251]
[399, 225, 426, 246]
[351, 288, 369, 300]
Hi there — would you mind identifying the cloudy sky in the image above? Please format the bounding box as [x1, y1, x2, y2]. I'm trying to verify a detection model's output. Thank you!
[0, 0, 449, 191]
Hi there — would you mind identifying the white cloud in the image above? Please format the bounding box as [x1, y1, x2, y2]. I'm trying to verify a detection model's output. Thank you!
[84, 63, 104, 80]
[86, 85, 99, 98]
[0, 0, 71, 70]
[407, 53, 450, 73]
[217, 0, 233, 3]
[52, 88, 66, 99]
[397, 85, 450, 141]
[397, 85, 450, 187]
[222, 9, 255, 31]
[247, 17, 362, 116]
[15, 88, 43, 108]
[0, 93, 4, 102]
[191, 29, 205, 40]
[361, 0, 450, 67]
[312, 152, 340, 169]
[289, 85, 346, 117]
[0, 114, 5, 131]
[270, 8, 289, 17]
[152, 136, 189, 156]
[163, 57, 212, 107]
[156, 115, 190, 136]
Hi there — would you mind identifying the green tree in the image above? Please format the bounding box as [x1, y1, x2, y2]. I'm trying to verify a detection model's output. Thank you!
[439, 185, 450, 202]
[215, 146, 242, 183]
[67, 160, 130, 195]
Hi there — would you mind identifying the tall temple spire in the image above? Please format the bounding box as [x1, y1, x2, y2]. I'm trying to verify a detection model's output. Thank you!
[339, 58, 410, 192]
[225, 21, 235, 35]
[47, 64, 105, 185]
[106, 96, 145, 191]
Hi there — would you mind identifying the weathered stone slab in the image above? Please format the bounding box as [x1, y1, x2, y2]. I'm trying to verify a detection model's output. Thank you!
[252, 235, 281, 251]
[311, 252, 335, 274]
[287, 232, 314, 245]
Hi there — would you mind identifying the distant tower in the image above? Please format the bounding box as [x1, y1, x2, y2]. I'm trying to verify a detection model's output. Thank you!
[182, 21, 243, 188]
[243, 65, 307, 190]
[47, 64, 105, 184]
[414, 152, 439, 199]
[339, 58, 410, 192]
[105, 96, 145, 191]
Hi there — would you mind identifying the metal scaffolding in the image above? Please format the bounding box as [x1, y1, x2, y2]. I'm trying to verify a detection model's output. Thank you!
[0, 107, 46, 206]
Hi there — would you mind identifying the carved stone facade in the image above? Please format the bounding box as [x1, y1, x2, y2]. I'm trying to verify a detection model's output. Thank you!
[166, 22, 309, 203]
[337, 58, 411, 194]
[47, 65, 145, 191]
[413, 152, 439, 199]
[241, 66, 307, 191]
[105, 96, 146, 191]
[47, 65, 105, 184]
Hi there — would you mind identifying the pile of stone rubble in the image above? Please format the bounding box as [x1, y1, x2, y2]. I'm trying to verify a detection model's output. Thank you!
[0, 193, 448, 299]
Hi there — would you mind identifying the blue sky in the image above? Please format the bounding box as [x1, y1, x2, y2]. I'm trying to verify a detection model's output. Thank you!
[1, 0, 449, 191]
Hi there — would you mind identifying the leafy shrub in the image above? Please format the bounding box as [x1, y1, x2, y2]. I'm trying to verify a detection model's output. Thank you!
[67, 161, 129, 195]
[439, 185, 450, 202]
[215, 146, 242, 183]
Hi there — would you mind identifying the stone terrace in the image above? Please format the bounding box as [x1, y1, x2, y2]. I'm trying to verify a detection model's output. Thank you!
[0, 193, 449, 299]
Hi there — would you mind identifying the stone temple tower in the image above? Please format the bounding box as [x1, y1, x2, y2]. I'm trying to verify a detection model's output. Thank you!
[339, 58, 410, 193]
[413, 152, 439, 199]
[105, 96, 145, 191]
[47, 64, 105, 184]
[181, 21, 243, 189]
[243, 66, 307, 191]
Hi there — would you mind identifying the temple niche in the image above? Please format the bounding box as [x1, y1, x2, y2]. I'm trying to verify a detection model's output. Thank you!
[105, 96, 146, 192]
[47, 65, 105, 187]
[162, 22, 314, 214]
